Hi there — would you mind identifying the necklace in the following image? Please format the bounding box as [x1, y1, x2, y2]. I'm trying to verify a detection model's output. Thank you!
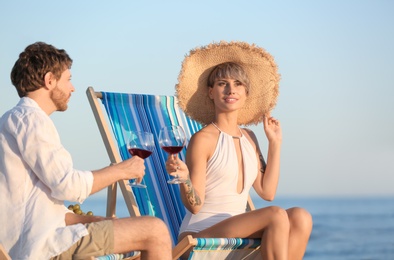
[211, 122, 242, 139]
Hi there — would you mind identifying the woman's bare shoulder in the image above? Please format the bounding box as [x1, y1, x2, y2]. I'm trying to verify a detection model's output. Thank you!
[188, 125, 219, 160]
[189, 125, 219, 152]
[191, 124, 219, 142]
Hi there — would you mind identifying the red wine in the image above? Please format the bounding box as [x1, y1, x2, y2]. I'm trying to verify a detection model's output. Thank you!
[161, 146, 183, 154]
[128, 148, 152, 159]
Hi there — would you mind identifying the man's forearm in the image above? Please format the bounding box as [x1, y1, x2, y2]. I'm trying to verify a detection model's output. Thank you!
[65, 212, 112, 225]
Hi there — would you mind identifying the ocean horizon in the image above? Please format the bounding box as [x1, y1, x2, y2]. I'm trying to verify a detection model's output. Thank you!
[74, 194, 394, 259]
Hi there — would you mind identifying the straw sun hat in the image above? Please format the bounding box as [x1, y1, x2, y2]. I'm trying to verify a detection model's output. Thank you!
[175, 41, 280, 126]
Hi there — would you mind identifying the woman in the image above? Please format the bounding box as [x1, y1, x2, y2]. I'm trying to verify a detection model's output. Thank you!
[166, 41, 312, 260]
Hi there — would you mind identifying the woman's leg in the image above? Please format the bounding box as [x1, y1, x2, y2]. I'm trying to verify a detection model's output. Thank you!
[196, 206, 290, 260]
[286, 207, 313, 260]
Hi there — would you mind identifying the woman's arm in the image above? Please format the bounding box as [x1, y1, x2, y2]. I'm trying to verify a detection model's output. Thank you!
[251, 114, 282, 201]
[165, 129, 214, 214]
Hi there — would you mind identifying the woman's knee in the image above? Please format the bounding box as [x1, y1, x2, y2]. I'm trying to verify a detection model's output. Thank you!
[287, 207, 313, 232]
[265, 206, 290, 228]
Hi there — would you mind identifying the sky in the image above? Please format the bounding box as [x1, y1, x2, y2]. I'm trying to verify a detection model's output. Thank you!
[0, 0, 393, 200]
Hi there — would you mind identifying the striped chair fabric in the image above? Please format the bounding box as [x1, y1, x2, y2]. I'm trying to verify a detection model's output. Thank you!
[95, 251, 140, 260]
[90, 88, 262, 259]
[100, 91, 201, 242]
[190, 238, 261, 259]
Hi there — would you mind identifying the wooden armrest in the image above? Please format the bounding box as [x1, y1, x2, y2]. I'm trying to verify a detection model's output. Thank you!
[172, 235, 196, 260]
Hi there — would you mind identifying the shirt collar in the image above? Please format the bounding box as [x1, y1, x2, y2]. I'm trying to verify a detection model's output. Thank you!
[18, 97, 41, 109]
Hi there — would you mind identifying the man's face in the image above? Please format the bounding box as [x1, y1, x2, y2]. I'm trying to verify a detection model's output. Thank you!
[50, 69, 74, 111]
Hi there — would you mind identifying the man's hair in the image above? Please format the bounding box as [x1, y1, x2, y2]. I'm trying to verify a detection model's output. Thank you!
[10, 42, 73, 97]
[207, 62, 250, 93]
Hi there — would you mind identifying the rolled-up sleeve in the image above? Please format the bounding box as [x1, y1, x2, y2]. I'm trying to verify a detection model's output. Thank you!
[52, 169, 94, 203]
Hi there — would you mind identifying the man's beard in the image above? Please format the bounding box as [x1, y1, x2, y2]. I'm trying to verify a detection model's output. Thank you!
[50, 85, 69, 111]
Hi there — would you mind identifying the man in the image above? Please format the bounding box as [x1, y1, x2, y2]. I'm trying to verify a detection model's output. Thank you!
[0, 42, 172, 260]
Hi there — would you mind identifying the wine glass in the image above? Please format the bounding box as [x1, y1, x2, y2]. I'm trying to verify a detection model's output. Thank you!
[126, 130, 154, 188]
[159, 125, 186, 184]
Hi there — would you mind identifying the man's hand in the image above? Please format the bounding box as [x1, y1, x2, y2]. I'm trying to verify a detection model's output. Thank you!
[90, 156, 145, 195]
[111, 156, 145, 182]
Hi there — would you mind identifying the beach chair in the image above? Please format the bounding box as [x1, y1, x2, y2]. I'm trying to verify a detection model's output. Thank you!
[86, 87, 262, 259]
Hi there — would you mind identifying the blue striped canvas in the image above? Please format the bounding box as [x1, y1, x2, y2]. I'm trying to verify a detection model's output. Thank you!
[194, 238, 261, 250]
[101, 92, 202, 244]
[190, 238, 261, 259]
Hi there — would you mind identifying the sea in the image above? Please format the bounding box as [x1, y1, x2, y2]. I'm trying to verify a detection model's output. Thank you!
[77, 195, 394, 260]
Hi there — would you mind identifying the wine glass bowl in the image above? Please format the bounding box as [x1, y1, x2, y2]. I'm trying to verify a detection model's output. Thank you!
[128, 146, 152, 159]
[159, 125, 186, 184]
[126, 131, 154, 188]
[161, 145, 184, 154]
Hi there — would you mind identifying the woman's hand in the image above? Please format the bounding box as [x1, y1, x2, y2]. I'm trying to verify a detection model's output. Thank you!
[263, 113, 282, 143]
[165, 154, 189, 182]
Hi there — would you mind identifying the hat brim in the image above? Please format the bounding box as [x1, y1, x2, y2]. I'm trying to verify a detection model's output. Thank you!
[176, 41, 280, 126]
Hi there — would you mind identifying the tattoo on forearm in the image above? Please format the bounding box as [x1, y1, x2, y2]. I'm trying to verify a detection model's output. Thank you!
[185, 178, 201, 206]
[259, 153, 267, 174]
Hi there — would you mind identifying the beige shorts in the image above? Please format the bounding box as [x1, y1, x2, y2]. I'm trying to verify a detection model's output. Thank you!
[51, 220, 114, 260]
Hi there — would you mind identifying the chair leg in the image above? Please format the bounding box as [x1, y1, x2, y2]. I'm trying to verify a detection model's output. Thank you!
[0, 244, 11, 260]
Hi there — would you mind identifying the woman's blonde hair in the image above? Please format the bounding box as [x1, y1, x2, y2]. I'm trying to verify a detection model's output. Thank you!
[207, 62, 250, 93]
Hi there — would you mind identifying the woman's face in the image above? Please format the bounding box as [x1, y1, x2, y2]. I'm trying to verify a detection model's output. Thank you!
[209, 77, 247, 114]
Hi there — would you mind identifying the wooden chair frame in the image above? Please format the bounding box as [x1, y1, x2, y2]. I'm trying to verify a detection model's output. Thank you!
[0, 244, 11, 260]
